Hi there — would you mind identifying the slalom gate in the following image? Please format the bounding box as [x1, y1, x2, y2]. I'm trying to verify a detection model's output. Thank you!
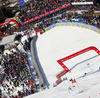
[55, 46, 100, 86]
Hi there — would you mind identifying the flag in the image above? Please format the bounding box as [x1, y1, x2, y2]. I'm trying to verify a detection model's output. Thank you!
[18, 0, 28, 6]
[71, 78, 80, 88]
[18, 0, 25, 5]
[72, 79, 76, 84]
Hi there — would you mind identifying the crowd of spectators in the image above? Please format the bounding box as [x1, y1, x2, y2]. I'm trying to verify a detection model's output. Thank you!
[18, 0, 69, 22]
[0, 1, 100, 97]
[20, 5, 100, 31]
[1, 4, 99, 38]
[0, 46, 40, 98]
[18, 0, 94, 23]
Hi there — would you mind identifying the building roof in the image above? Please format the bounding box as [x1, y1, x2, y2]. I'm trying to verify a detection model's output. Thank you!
[0, 34, 16, 45]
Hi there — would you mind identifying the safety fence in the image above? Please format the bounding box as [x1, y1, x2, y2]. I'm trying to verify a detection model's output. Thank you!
[30, 37, 44, 84]
[30, 37, 50, 87]
[43, 22, 100, 34]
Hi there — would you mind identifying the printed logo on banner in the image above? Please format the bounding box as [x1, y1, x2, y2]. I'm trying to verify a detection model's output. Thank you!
[42, 30, 44, 33]
[96, 30, 100, 34]
[79, 25, 83, 28]
[45, 28, 47, 31]
[69, 23, 74, 26]
[45, 28, 50, 31]
[92, 28, 96, 32]
[88, 27, 92, 30]
[52, 24, 56, 28]
[50, 25, 54, 29]
[57, 23, 63, 26]
[83, 25, 87, 28]
[49, 26, 53, 29]
[62, 23, 66, 26]
[65, 23, 69, 26]
[75, 24, 78, 26]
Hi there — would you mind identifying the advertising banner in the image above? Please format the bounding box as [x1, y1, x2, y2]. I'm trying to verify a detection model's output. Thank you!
[18, 0, 25, 5]
[44, 22, 100, 34]
[72, 2, 93, 5]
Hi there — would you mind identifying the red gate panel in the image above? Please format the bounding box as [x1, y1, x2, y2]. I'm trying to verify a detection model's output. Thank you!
[57, 46, 100, 72]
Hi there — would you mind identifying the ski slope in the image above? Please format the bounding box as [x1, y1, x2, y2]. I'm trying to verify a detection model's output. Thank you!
[26, 70, 100, 98]
[35, 26, 100, 85]
[25, 25, 100, 98]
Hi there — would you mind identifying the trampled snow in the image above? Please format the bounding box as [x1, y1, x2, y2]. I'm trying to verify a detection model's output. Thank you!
[36, 26, 100, 85]
[26, 70, 100, 98]
[26, 26, 100, 98]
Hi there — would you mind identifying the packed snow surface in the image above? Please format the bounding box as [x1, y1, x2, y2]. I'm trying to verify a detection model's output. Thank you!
[26, 70, 100, 98]
[26, 26, 100, 98]
[36, 26, 100, 85]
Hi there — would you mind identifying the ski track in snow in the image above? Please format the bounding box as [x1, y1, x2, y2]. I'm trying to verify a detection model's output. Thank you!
[26, 26, 100, 98]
